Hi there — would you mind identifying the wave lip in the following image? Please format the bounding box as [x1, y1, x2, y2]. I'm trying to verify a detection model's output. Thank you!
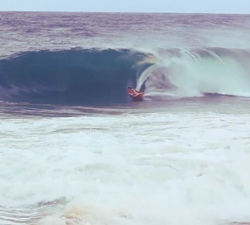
[136, 47, 250, 100]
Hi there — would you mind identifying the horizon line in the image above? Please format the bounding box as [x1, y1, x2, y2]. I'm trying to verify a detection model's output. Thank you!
[0, 10, 249, 15]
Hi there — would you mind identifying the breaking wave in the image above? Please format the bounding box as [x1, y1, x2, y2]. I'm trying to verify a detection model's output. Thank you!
[0, 47, 250, 105]
[137, 48, 250, 100]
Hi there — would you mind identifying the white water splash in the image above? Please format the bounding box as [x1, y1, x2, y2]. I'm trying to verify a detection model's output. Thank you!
[136, 49, 250, 99]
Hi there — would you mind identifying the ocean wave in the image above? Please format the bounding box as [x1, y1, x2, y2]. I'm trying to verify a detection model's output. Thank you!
[0, 47, 250, 106]
[0, 48, 150, 105]
[137, 47, 250, 100]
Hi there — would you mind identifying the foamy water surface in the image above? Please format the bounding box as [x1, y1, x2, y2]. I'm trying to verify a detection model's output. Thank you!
[1, 101, 250, 225]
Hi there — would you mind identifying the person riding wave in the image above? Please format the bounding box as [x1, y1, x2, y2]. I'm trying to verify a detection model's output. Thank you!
[127, 87, 143, 101]
[127, 87, 141, 95]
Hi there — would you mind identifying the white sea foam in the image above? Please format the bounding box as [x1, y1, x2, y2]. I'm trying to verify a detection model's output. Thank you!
[1, 104, 250, 225]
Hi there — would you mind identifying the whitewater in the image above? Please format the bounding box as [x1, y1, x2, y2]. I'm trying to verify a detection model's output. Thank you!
[1, 12, 250, 225]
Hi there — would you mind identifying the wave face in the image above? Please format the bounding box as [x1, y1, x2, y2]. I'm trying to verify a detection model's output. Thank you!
[137, 48, 250, 100]
[1, 47, 250, 105]
[0, 49, 148, 105]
